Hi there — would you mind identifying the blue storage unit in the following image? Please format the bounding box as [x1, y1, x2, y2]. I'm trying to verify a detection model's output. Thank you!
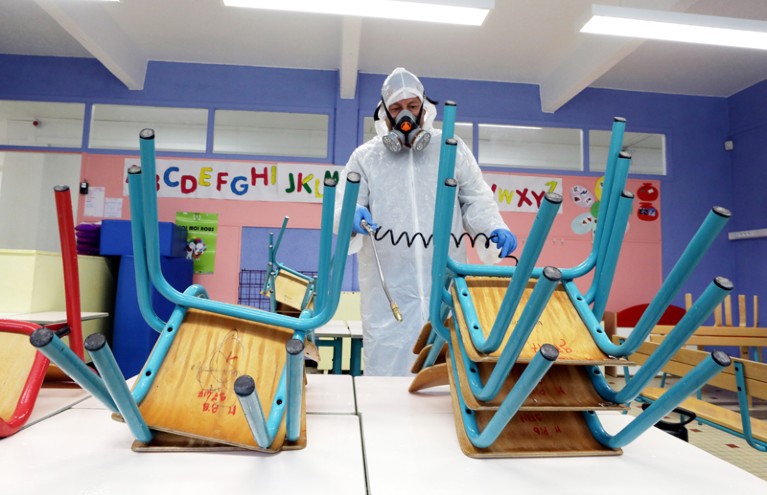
[100, 219, 188, 258]
[111, 255, 193, 378]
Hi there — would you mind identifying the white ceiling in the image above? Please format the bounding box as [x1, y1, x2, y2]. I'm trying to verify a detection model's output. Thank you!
[2, 0, 767, 113]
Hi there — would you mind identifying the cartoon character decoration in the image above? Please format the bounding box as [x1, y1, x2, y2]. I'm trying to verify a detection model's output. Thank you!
[636, 182, 660, 222]
[186, 237, 207, 260]
[570, 178, 604, 235]
[570, 185, 595, 208]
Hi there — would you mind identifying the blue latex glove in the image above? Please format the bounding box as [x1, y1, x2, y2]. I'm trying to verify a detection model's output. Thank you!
[353, 205, 378, 235]
[491, 228, 517, 258]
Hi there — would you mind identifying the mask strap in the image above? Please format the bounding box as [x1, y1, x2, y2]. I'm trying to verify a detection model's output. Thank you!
[379, 96, 428, 128]
[380, 97, 397, 128]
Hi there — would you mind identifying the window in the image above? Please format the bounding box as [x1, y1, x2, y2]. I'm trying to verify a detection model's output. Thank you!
[478, 124, 582, 171]
[589, 130, 666, 175]
[0, 100, 85, 148]
[0, 152, 81, 252]
[214, 110, 328, 158]
[90, 104, 208, 152]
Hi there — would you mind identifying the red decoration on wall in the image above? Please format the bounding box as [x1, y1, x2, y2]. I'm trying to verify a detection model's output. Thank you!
[637, 202, 659, 221]
[637, 182, 659, 201]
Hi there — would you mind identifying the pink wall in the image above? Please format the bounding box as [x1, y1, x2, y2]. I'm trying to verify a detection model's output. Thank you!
[468, 173, 662, 312]
[78, 153, 324, 304]
[79, 154, 661, 312]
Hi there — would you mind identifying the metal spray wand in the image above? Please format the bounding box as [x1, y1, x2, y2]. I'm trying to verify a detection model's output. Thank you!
[360, 219, 403, 322]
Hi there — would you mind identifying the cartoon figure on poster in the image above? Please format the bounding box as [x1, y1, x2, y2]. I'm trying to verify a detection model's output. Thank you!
[186, 238, 207, 260]
[176, 211, 219, 274]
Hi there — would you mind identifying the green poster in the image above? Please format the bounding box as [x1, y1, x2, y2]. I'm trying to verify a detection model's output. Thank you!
[176, 211, 219, 274]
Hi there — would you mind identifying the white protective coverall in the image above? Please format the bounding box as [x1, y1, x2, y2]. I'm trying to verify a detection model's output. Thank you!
[335, 72, 508, 376]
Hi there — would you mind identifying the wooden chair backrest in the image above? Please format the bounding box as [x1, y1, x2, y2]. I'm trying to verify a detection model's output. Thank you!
[622, 338, 767, 401]
[698, 293, 759, 328]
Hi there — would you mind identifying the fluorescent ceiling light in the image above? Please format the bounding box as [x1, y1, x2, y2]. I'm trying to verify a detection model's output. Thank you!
[223, 0, 493, 26]
[581, 4, 767, 50]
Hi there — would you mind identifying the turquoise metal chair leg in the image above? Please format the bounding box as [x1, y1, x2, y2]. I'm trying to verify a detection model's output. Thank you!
[423, 333, 445, 369]
[29, 328, 118, 414]
[234, 368, 288, 449]
[462, 193, 562, 354]
[616, 206, 731, 356]
[585, 351, 731, 449]
[285, 338, 304, 442]
[234, 375, 272, 448]
[734, 362, 767, 452]
[135, 129, 360, 331]
[587, 152, 632, 305]
[85, 334, 152, 443]
[569, 206, 731, 358]
[588, 276, 732, 404]
[331, 339, 343, 374]
[125, 166, 167, 332]
[463, 267, 561, 402]
[453, 344, 559, 449]
[591, 190, 634, 321]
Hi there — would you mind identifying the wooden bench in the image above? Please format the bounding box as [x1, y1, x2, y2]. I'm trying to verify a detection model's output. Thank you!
[623, 339, 767, 452]
[651, 294, 767, 362]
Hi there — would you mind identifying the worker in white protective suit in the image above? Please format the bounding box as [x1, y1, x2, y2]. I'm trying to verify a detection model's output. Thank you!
[335, 68, 517, 376]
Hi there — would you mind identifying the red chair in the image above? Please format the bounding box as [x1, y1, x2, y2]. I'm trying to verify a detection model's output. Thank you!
[0, 185, 85, 437]
[616, 303, 686, 327]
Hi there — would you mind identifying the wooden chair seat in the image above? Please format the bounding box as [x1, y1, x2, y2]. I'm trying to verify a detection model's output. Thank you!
[134, 308, 304, 453]
[448, 323, 628, 411]
[447, 355, 621, 458]
[452, 277, 614, 364]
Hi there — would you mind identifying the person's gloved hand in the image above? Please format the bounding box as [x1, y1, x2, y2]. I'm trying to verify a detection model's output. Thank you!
[353, 205, 378, 235]
[491, 228, 517, 258]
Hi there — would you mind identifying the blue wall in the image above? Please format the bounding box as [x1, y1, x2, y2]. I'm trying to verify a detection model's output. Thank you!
[725, 80, 767, 325]
[0, 54, 754, 312]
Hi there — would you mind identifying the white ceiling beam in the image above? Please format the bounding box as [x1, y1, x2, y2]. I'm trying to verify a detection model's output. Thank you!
[339, 16, 362, 99]
[34, 0, 147, 90]
[539, 0, 700, 113]
[539, 37, 643, 113]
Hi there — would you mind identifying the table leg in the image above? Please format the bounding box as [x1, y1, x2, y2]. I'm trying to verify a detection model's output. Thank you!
[350, 338, 363, 376]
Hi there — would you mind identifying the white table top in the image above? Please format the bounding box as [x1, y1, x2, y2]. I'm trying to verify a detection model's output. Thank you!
[1, 409, 366, 495]
[306, 373, 356, 414]
[8, 377, 766, 494]
[347, 320, 363, 338]
[361, 404, 767, 494]
[313, 319, 350, 338]
[355, 376, 453, 415]
[23, 385, 90, 429]
[2, 311, 109, 325]
[74, 373, 357, 415]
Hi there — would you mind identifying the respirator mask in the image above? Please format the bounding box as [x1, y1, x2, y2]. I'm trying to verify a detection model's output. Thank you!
[378, 100, 431, 153]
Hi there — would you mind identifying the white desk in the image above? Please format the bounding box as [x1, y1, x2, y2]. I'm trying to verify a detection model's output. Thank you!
[355, 376, 452, 415]
[23, 386, 90, 429]
[314, 320, 350, 338]
[1, 409, 366, 495]
[305, 373, 356, 414]
[356, 377, 767, 494]
[2, 311, 109, 325]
